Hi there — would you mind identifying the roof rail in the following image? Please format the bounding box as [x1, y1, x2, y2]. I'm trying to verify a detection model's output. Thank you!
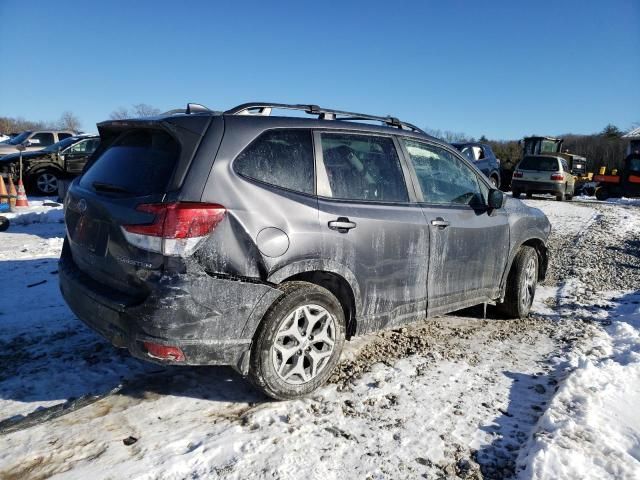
[224, 102, 426, 134]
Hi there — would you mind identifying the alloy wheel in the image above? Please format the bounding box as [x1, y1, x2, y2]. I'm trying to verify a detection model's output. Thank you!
[271, 304, 336, 385]
[521, 257, 536, 309]
[36, 173, 58, 194]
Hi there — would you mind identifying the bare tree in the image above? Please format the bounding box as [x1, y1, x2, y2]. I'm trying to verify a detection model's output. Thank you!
[109, 103, 161, 120]
[109, 107, 130, 120]
[132, 103, 161, 117]
[57, 111, 82, 131]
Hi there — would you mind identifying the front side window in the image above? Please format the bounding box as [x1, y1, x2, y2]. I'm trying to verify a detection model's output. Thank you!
[320, 133, 408, 202]
[234, 129, 314, 194]
[31, 132, 54, 146]
[402, 139, 483, 206]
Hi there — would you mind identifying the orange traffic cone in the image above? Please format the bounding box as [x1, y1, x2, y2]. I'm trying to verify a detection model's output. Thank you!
[0, 176, 7, 205]
[7, 176, 17, 209]
[15, 178, 29, 208]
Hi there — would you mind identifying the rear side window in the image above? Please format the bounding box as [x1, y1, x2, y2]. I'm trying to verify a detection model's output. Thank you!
[320, 133, 408, 202]
[58, 133, 73, 140]
[80, 129, 179, 195]
[234, 129, 314, 194]
[519, 156, 560, 172]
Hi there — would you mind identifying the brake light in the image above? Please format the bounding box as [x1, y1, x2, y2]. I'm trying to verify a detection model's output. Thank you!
[550, 173, 564, 181]
[122, 202, 226, 256]
[513, 171, 523, 178]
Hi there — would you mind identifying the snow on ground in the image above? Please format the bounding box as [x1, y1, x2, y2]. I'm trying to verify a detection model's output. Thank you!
[0, 197, 638, 479]
[514, 197, 640, 480]
[2, 198, 65, 226]
[517, 290, 640, 480]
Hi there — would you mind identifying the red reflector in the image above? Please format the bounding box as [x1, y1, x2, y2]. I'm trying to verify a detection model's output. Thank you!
[513, 171, 523, 178]
[124, 202, 226, 238]
[143, 342, 185, 361]
[550, 173, 564, 181]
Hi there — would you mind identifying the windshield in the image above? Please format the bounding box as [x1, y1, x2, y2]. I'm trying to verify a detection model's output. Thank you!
[43, 137, 78, 152]
[519, 156, 560, 172]
[7, 132, 32, 145]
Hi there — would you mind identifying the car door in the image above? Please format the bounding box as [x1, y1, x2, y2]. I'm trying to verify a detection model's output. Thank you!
[399, 138, 510, 316]
[315, 131, 429, 333]
[64, 139, 99, 174]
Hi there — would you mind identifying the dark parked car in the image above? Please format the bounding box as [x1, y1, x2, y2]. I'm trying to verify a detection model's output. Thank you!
[59, 102, 550, 399]
[452, 142, 501, 188]
[0, 135, 100, 195]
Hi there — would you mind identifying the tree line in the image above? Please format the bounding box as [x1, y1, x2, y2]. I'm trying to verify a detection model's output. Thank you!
[426, 123, 639, 172]
[1, 106, 636, 173]
[0, 103, 161, 136]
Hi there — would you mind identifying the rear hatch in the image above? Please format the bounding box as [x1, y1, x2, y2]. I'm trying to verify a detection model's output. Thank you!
[515, 156, 562, 182]
[64, 115, 217, 300]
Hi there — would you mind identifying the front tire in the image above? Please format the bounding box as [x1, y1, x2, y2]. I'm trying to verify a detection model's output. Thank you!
[249, 281, 346, 400]
[497, 246, 538, 318]
[31, 169, 60, 196]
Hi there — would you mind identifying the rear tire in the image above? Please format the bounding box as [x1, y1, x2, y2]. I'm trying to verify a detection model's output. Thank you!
[497, 246, 538, 318]
[512, 190, 521, 199]
[249, 281, 346, 400]
[526, 192, 533, 199]
[595, 187, 610, 201]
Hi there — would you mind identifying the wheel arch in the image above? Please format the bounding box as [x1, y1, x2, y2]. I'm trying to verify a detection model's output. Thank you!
[499, 237, 548, 300]
[267, 261, 361, 339]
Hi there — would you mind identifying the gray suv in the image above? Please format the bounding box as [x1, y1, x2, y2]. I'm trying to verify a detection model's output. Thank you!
[59, 102, 551, 399]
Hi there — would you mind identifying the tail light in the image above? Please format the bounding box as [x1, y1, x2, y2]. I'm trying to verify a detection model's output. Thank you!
[550, 173, 564, 181]
[513, 171, 523, 178]
[122, 202, 226, 256]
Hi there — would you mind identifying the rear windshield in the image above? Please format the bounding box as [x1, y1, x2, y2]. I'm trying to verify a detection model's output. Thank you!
[519, 156, 559, 172]
[80, 129, 179, 195]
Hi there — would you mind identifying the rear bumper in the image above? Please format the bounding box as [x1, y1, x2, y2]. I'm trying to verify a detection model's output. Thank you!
[511, 179, 564, 195]
[59, 241, 281, 370]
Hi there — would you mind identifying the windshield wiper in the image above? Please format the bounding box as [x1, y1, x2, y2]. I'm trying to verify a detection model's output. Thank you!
[92, 181, 130, 193]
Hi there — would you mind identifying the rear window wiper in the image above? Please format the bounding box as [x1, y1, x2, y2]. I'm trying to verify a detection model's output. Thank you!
[92, 181, 131, 194]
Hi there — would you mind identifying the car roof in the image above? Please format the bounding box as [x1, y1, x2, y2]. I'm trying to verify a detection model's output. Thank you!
[99, 102, 446, 147]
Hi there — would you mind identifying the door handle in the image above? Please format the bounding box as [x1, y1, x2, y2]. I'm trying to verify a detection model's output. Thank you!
[431, 217, 450, 228]
[328, 217, 357, 232]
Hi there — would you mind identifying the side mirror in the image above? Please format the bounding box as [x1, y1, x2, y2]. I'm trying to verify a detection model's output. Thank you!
[488, 189, 505, 209]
